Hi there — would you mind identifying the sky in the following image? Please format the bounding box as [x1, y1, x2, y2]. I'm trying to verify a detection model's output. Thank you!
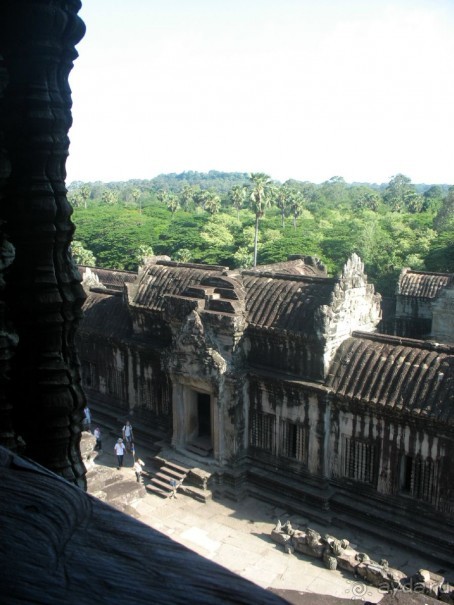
[67, 0, 454, 186]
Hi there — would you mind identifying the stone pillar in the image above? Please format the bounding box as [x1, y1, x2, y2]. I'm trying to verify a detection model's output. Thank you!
[0, 1, 87, 487]
[0, 53, 19, 452]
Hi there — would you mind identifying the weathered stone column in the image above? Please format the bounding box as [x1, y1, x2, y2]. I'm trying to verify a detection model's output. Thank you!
[0, 1, 87, 487]
[0, 53, 19, 452]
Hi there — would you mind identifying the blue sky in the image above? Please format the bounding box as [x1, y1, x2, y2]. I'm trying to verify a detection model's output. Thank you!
[67, 0, 454, 185]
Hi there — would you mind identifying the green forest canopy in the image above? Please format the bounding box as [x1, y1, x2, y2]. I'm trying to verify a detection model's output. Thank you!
[69, 172, 454, 296]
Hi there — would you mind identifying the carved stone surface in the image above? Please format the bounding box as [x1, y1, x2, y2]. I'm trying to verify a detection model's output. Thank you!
[1, 446, 286, 605]
[0, 0, 87, 486]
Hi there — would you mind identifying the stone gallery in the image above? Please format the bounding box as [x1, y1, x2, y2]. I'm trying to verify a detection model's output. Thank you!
[78, 254, 454, 553]
[0, 4, 286, 602]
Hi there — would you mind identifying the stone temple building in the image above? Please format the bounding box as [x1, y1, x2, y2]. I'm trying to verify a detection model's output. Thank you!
[394, 268, 454, 343]
[1, 3, 452, 598]
[0, 3, 286, 602]
[78, 254, 454, 557]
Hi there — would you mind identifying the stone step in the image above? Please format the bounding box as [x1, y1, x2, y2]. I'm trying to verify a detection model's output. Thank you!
[146, 484, 170, 498]
[186, 442, 211, 457]
[160, 465, 186, 480]
[181, 485, 212, 503]
[155, 471, 181, 484]
[151, 477, 175, 492]
[165, 460, 191, 474]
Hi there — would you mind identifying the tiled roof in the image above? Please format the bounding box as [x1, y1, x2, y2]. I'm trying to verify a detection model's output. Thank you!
[398, 269, 453, 299]
[327, 332, 454, 424]
[131, 262, 229, 311]
[242, 272, 335, 331]
[80, 291, 132, 340]
[129, 260, 337, 332]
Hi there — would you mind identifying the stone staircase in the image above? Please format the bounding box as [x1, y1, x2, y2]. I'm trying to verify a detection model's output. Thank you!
[146, 449, 216, 503]
[186, 435, 213, 458]
[146, 460, 189, 498]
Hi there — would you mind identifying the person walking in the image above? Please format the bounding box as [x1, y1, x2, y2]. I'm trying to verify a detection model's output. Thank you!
[122, 420, 134, 452]
[169, 478, 182, 499]
[83, 405, 91, 432]
[133, 457, 144, 483]
[114, 438, 126, 469]
[93, 427, 102, 451]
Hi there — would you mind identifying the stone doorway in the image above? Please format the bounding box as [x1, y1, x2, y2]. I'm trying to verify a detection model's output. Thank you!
[197, 392, 211, 438]
[190, 391, 213, 456]
[171, 379, 215, 458]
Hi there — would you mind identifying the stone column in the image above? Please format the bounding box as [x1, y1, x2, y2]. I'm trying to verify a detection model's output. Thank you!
[0, 53, 19, 452]
[0, 1, 87, 487]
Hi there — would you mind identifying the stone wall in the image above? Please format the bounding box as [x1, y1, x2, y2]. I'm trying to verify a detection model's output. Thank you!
[248, 375, 326, 477]
[432, 285, 454, 344]
[327, 403, 454, 514]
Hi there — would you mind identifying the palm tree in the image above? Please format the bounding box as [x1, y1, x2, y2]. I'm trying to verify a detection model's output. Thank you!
[289, 190, 306, 229]
[180, 184, 200, 211]
[101, 189, 118, 205]
[156, 189, 169, 205]
[131, 187, 142, 213]
[248, 172, 273, 266]
[275, 184, 291, 229]
[166, 192, 180, 218]
[230, 185, 246, 220]
[203, 191, 221, 215]
[194, 189, 210, 213]
[80, 185, 90, 209]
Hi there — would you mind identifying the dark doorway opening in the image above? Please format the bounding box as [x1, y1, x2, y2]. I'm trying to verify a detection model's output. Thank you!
[197, 393, 211, 437]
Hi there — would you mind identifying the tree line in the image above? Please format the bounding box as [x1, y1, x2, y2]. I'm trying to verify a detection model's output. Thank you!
[69, 172, 453, 296]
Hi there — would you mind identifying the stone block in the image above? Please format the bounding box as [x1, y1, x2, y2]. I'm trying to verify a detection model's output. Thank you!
[335, 549, 360, 574]
[270, 529, 292, 547]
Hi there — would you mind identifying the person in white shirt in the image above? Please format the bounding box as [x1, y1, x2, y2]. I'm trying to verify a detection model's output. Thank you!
[133, 457, 144, 483]
[114, 438, 126, 469]
[93, 427, 102, 451]
[122, 420, 134, 452]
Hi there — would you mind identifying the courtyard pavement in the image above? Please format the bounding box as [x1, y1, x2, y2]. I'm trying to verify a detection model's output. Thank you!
[89, 427, 453, 604]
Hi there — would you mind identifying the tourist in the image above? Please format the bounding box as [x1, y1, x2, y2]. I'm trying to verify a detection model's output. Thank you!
[83, 405, 91, 432]
[122, 420, 134, 452]
[93, 426, 102, 451]
[133, 457, 144, 483]
[114, 438, 126, 469]
[169, 478, 182, 499]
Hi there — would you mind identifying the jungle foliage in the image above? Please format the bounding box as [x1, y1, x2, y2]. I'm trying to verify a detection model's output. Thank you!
[69, 172, 453, 296]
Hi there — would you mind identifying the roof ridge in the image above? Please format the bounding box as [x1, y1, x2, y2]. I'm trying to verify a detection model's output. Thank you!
[353, 330, 454, 354]
[242, 270, 337, 284]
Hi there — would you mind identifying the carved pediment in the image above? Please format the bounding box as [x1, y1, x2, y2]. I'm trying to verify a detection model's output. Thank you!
[163, 309, 227, 382]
